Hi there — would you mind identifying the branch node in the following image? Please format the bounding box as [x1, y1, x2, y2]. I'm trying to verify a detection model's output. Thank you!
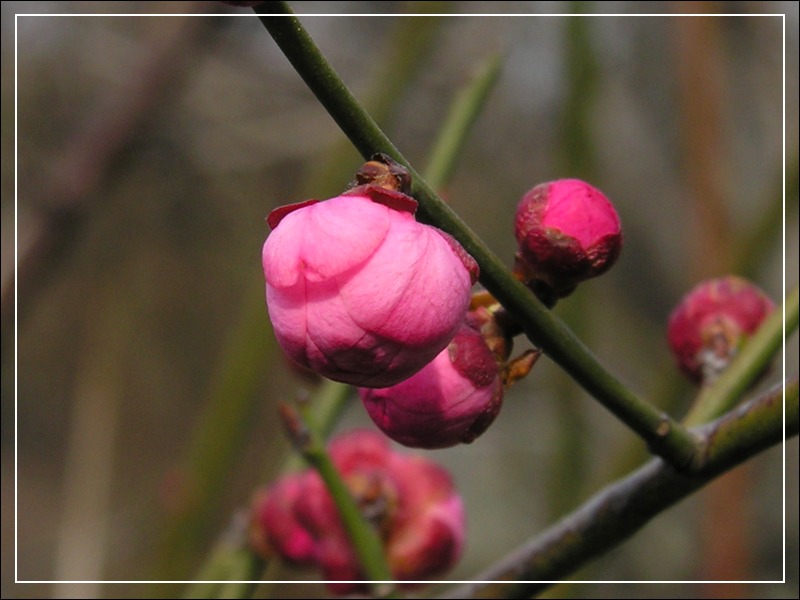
[279, 402, 311, 450]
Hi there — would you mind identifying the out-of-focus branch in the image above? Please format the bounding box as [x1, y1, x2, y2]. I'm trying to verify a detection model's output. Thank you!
[442, 379, 798, 599]
[5, 4, 216, 350]
[674, 5, 732, 278]
[423, 51, 504, 190]
[739, 152, 799, 279]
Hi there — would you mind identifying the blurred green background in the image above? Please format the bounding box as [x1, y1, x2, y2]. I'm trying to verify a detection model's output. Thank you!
[3, 1, 798, 598]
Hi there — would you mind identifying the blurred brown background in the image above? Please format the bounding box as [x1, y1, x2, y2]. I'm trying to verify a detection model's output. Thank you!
[3, 1, 798, 598]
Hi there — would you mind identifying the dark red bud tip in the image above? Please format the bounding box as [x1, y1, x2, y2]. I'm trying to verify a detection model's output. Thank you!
[344, 184, 419, 214]
[448, 328, 499, 388]
[267, 199, 320, 229]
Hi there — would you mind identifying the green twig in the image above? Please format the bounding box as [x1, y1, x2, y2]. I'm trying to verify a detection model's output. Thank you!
[279, 403, 397, 597]
[738, 152, 799, 279]
[423, 51, 504, 190]
[440, 379, 798, 599]
[556, 5, 600, 180]
[684, 284, 799, 427]
[256, 2, 698, 467]
[282, 379, 353, 474]
[181, 512, 265, 599]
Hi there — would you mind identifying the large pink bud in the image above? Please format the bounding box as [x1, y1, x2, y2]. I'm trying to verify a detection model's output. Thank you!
[359, 312, 504, 449]
[514, 178, 622, 303]
[667, 276, 775, 384]
[248, 430, 465, 595]
[262, 185, 478, 387]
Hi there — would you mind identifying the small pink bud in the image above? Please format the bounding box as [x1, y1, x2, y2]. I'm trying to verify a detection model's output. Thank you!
[359, 313, 504, 449]
[263, 185, 478, 387]
[514, 179, 622, 301]
[248, 430, 464, 594]
[667, 276, 775, 384]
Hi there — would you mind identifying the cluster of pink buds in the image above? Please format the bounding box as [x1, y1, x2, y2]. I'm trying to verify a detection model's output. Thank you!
[262, 167, 624, 449]
[514, 178, 623, 305]
[667, 276, 775, 384]
[360, 305, 538, 449]
[262, 155, 478, 388]
[249, 430, 464, 594]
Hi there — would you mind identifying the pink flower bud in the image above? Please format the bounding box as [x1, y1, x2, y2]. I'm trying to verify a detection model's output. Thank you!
[262, 186, 478, 387]
[359, 312, 504, 449]
[514, 179, 622, 301]
[667, 276, 775, 384]
[248, 430, 464, 594]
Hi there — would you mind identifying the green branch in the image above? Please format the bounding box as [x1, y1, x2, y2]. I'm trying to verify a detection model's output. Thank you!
[280, 403, 397, 597]
[255, 2, 698, 467]
[441, 379, 798, 599]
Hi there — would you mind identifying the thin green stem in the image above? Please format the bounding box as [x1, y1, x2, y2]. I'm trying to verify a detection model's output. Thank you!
[256, 3, 698, 467]
[556, 5, 600, 180]
[280, 403, 397, 596]
[423, 51, 504, 190]
[282, 379, 353, 474]
[684, 284, 799, 426]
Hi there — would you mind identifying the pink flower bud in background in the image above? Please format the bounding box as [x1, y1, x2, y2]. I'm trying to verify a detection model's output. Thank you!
[667, 276, 775, 384]
[248, 430, 465, 594]
[249, 472, 316, 564]
[382, 453, 464, 580]
[262, 185, 478, 387]
[359, 309, 504, 449]
[514, 178, 622, 303]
